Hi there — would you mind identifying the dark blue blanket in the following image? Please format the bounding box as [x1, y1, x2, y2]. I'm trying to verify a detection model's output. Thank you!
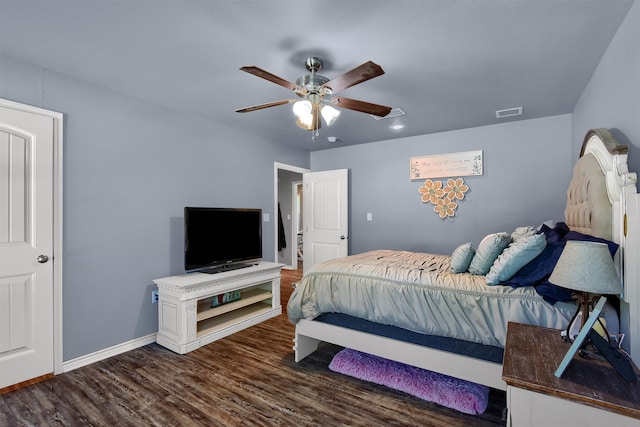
[503, 222, 618, 304]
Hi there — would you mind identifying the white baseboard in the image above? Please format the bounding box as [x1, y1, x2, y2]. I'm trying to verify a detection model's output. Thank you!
[62, 333, 157, 373]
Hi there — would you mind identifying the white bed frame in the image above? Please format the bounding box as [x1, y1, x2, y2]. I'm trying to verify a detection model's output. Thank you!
[293, 129, 639, 391]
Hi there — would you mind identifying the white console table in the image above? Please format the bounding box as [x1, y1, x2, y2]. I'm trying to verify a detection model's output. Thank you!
[153, 262, 283, 354]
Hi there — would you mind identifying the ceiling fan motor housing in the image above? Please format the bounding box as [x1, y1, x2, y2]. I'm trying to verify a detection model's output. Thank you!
[295, 74, 330, 96]
[304, 56, 323, 72]
[296, 56, 330, 97]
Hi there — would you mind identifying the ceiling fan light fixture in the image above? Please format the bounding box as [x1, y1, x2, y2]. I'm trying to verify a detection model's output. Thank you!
[295, 116, 314, 130]
[293, 101, 320, 130]
[320, 105, 340, 126]
[294, 100, 340, 129]
[293, 100, 314, 129]
[293, 100, 312, 117]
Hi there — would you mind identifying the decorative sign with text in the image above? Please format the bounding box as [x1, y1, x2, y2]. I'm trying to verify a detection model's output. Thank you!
[410, 150, 483, 180]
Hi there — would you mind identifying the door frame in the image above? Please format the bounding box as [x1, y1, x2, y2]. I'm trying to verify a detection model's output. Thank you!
[291, 180, 303, 264]
[0, 98, 64, 375]
[273, 162, 309, 269]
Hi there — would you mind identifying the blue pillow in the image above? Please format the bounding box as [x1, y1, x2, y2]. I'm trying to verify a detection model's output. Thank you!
[468, 232, 512, 275]
[485, 233, 547, 285]
[505, 223, 572, 287]
[511, 226, 538, 242]
[504, 222, 619, 303]
[504, 243, 564, 287]
[450, 242, 475, 273]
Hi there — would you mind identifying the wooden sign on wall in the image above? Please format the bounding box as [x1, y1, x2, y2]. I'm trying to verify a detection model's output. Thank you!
[410, 150, 483, 180]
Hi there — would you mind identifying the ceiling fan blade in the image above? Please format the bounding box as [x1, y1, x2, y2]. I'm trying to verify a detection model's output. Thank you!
[322, 61, 385, 94]
[330, 96, 392, 117]
[235, 99, 294, 113]
[240, 66, 302, 92]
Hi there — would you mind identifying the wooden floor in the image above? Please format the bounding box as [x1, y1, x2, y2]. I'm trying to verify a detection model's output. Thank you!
[0, 266, 506, 426]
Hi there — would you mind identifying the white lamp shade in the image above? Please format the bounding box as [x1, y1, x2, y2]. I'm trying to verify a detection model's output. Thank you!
[292, 100, 312, 117]
[292, 101, 312, 127]
[320, 105, 340, 126]
[548, 240, 621, 294]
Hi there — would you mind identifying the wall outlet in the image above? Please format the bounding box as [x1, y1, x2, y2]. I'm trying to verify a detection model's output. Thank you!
[151, 290, 159, 304]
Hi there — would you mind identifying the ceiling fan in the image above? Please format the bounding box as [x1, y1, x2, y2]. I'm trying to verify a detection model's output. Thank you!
[235, 56, 392, 131]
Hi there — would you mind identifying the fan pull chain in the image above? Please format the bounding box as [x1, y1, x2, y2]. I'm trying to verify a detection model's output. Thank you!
[314, 118, 320, 142]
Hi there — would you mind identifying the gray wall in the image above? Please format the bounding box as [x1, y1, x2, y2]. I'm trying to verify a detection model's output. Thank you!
[311, 115, 573, 256]
[0, 55, 310, 361]
[572, 0, 640, 172]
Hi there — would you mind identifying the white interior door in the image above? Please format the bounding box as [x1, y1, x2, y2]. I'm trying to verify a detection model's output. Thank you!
[303, 169, 348, 274]
[0, 104, 55, 388]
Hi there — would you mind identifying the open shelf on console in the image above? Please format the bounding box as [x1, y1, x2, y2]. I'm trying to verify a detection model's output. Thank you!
[197, 303, 272, 337]
[196, 287, 272, 322]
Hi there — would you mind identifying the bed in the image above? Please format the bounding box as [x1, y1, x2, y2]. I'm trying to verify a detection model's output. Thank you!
[287, 128, 639, 391]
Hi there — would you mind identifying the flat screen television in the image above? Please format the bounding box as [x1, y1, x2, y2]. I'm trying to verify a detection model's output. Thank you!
[184, 207, 262, 273]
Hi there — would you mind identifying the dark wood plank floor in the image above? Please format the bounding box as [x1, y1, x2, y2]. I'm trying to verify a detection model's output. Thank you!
[0, 266, 506, 426]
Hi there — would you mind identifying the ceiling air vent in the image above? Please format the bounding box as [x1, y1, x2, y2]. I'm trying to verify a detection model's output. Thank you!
[496, 107, 523, 119]
[369, 108, 405, 120]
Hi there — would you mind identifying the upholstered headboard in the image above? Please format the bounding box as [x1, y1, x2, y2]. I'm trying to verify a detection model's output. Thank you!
[564, 152, 612, 240]
[564, 128, 634, 244]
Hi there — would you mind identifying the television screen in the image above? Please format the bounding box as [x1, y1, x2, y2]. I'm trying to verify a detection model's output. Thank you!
[184, 207, 262, 273]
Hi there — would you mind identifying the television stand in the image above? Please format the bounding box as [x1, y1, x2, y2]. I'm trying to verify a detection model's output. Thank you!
[154, 261, 283, 354]
[201, 262, 255, 274]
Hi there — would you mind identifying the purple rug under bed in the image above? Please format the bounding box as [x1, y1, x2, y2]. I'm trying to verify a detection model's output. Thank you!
[328, 348, 489, 415]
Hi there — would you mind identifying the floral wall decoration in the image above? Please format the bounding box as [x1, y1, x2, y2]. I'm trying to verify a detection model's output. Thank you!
[418, 177, 469, 218]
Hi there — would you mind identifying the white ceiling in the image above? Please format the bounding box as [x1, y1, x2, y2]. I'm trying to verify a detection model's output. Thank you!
[0, 0, 633, 151]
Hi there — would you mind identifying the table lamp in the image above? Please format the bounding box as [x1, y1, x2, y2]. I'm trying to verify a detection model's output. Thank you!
[549, 240, 622, 339]
[549, 241, 636, 382]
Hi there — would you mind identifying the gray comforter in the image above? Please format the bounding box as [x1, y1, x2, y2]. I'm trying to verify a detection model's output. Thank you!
[287, 250, 575, 347]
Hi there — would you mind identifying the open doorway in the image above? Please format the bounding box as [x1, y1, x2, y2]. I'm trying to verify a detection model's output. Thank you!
[274, 162, 309, 270]
[293, 181, 303, 265]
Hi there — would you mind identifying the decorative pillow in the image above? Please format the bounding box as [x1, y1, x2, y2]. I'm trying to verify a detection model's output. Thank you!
[450, 242, 475, 273]
[504, 222, 619, 304]
[468, 232, 512, 275]
[485, 233, 547, 285]
[511, 226, 538, 242]
[504, 224, 568, 287]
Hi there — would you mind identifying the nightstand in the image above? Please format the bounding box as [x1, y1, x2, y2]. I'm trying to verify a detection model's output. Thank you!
[502, 322, 640, 427]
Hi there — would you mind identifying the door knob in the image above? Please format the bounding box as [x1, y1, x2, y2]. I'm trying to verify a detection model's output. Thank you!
[37, 255, 49, 263]
[340, 235, 346, 240]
